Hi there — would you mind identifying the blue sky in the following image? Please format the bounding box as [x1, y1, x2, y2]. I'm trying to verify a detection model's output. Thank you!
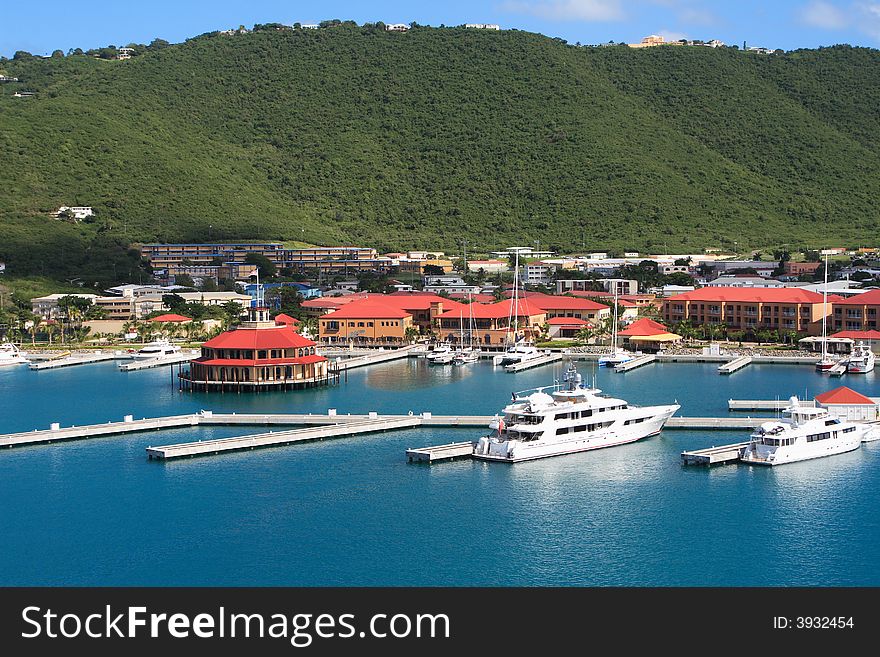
[2, 1, 879, 57]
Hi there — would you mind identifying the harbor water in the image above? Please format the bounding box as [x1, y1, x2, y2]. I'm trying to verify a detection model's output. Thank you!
[0, 358, 878, 586]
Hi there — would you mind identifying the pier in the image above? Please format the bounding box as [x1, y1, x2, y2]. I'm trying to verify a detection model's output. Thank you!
[681, 441, 751, 466]
[614, 354, 655, 372]
[29, 351, 124, 370]
[718, 356, 751, 374]
[666, 417, 757, 430]
[332, 345, 418, 371]
[503, 353, 563, 372]
[0, 414, 201, 449]
[406, 441, 475, 463]
[147, 416, 423, 460]
[829, 360, 849, 377]
[728, 399, 815, 411]
[118, 351, 197, 371]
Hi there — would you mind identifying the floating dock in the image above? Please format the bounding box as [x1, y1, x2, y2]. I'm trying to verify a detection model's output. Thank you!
[503, 353, 563, 372]
[829, 360, 849, 377]
[405, 441, 475, 463]
[0, 414, 201, 449]
[614, 354, 655, 372]
[728, 399, 815, 411]
[29, 352, 124, 370]
[118, 352, 197, 371]
[147, 416, 423, 460]
[681, 441, 751, 466]
[718, 356, 751, 374]
[666, 417, 756, 430]
[332, 345, 417, 371]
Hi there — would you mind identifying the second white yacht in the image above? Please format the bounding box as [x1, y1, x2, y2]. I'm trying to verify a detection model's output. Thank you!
[740, 397, 867, 466]
[847, 341, 875, 374]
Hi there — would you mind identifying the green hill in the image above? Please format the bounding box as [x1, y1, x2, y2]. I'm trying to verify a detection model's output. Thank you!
[1, 25, 879, 283]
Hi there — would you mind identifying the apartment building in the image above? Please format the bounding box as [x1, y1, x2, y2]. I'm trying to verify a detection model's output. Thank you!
[662, 288, 833, 335]
[831, 289, 880, 332]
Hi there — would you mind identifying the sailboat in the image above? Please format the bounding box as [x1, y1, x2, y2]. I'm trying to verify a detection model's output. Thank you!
[498, 251, 540, 367]
[816, 253, 835, 372]
[598, 286, 634, 367]
[454, 294, 480, 365]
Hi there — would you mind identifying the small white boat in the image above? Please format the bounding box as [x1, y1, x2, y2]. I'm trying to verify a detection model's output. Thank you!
[740, 397, 867, 466]
[431, 351, 456, 365]
[473, 363, 680, 463]
[847, 341, 875, 373]
[498, 343, 541, 366]
[453, 348, 480, 365]
[0, 343, 28, 367]
[131, 339, 181, 360]
[425, 343, 453, 362]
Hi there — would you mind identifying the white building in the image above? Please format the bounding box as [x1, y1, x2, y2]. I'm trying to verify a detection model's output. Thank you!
[385, 23, 410, 32]
[705, 276, 784, 288]
[522, 261, 557, 286]
[31, 293, 99, 320]
[117, 47, 134, 60]
[52, 206, 94, 221]
[465, 24, 500, 30]
[133, 291, 252, 319]
[424, 284, 483, 295]
[0, 262, 5, 275]
[490, 246, 555, 259]
[301, 24, 319, 29]
[466, 259, 508, 274]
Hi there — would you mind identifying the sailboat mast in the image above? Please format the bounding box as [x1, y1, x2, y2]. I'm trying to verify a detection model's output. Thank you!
[611, 285, 619, 356]
[821, 252, 828, 362]
[512, 250, 519, 344]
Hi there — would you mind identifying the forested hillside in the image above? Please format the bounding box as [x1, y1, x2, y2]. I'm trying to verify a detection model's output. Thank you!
[1, 24, 878, 282]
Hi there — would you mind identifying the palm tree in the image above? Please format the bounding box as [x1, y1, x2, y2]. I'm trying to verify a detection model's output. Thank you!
[576, 325, 595, 345]
[44, 322, 57, 345]
[404, 325, 419, 344]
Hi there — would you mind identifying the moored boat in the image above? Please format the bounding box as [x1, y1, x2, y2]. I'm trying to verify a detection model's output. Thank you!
[0, 343, 28, 367]
[473, 363, 679, 462]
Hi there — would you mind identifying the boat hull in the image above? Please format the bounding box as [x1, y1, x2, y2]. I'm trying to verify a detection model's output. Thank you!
[741, 439, 861, 466]
[473, 406, 678, 463]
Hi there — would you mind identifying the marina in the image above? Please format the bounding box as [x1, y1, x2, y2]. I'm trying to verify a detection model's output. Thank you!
[2, 356, 880, 586]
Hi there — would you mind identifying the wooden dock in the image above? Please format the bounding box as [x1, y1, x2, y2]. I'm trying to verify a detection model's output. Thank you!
[406, 441, 475, 463]
[504, 353, 563, 372]
[718, 356, 751, 374]
[614, 354, 655, 372]
[728, 399, 815, 411]
[681, 441, 751, 466]
[29, 352, 124, 370]
[829, 360, 849, 377]
[146, 416, 423, 460]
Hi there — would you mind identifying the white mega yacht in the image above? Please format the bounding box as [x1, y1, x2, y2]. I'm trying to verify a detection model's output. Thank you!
[847, 342, 875, 374]
[0, 343, 28, 367]
[473, 363, 680, 462]
[131, 339, 181, 360]
[740, 397, 867, 466]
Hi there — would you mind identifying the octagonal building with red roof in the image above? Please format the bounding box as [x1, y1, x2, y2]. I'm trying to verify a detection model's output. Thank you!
[180, 306, 331, 392]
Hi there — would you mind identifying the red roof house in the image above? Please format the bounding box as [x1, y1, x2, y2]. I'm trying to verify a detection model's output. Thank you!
[149, 313, 192, 323]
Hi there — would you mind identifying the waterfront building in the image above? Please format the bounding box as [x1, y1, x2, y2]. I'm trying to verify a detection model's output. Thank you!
[662, 287, 834, 335]
[180, 306, 330, 392]
[815, 386, 879, 422]
[830, 289, 880, 332]
[618, 318, 682, 351]
[436, 298, 547, 346]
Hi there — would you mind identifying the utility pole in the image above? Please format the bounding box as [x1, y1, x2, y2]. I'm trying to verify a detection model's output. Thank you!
[462, 239, 468, 274]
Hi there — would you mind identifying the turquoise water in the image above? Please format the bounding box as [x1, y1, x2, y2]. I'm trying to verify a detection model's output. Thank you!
[0, 358, 878, 586]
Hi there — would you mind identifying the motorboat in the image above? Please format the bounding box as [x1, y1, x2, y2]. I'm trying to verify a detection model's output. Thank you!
[131, 339, 181, 360]
[847, 342, 875, 374]
[740, 397, 866, 466]
[473, 363, 680, 462]
[0, 343, 28, 367]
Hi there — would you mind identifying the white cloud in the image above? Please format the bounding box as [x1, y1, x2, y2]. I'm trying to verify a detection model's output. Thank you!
[800, 1, 850, 29]
[657, 29, 689, 42]
[856, 2, 880, 39]
[501, 0, 625, 22]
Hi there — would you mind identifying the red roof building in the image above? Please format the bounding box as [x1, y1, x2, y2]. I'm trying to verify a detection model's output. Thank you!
[181, 307, 330, 392]
[149, 313, 192, 323]
[831, 289, 880, 333]
[815, 386, 878, 421]
[273, 313, 300, 328]
[662, 287, 832, 336]
[618, 318, 669, 337]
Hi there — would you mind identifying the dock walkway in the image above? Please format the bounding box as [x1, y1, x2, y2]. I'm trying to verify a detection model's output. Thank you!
[332, 345, 417, 371]
[29, 352, 123, 370]
[504, 353, 563, 372]
[118, 352, 197, 371]
[666, 417, 756, 430]
[681, 441, 751, 466]
[406, 442, 475, 463]
[728, 399, 815, 411]
[614, 354, 655, 372]
[718, 356, 751, 374]
[147, 416, 423, 460]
